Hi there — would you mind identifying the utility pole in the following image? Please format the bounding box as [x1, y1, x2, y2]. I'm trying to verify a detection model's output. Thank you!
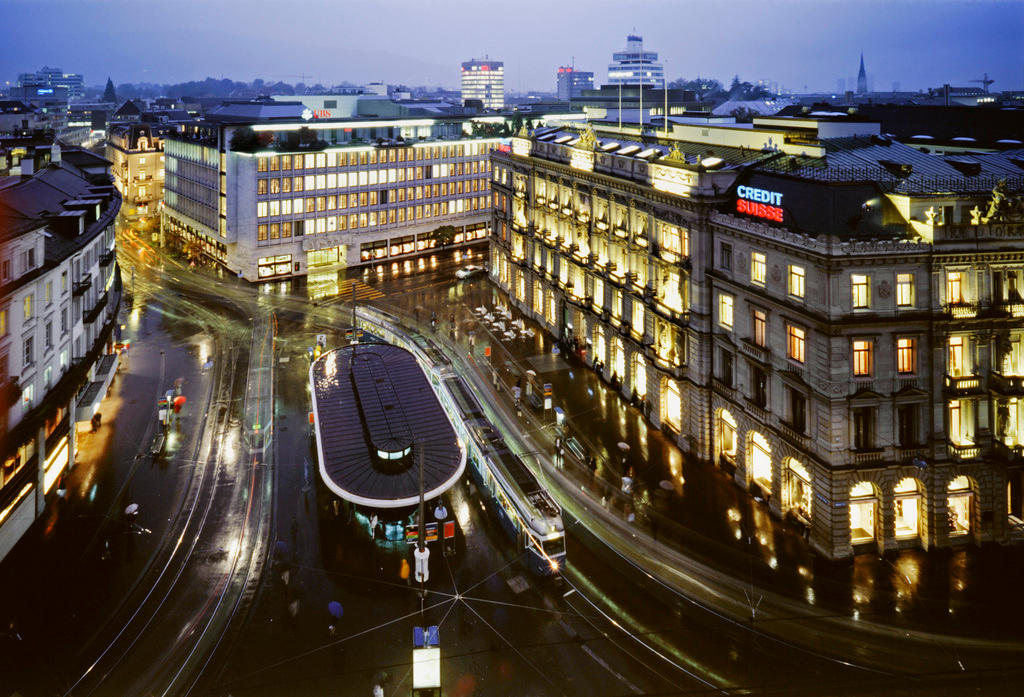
[414, 446, 429, 612]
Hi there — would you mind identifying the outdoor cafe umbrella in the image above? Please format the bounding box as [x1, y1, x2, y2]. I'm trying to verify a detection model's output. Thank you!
[328, 600, 343, 619]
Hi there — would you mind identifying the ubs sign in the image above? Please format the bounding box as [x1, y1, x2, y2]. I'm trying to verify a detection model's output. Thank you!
[736, 185, 784, 223]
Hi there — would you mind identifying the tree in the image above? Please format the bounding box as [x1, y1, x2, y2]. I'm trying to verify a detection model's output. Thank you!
[102, 78, 117, 104]
[229, 126, 260, 152]
[429, 224, 458, 249]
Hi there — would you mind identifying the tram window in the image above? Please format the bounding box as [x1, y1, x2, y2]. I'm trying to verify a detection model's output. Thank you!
[543, 536, 565, 557]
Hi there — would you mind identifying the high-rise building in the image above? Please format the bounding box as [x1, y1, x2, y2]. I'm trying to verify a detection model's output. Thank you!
[17, 66, 85, 101]
[0, 144, 122, 562]
[490, 115, 1024, 559]
[857, 52, 868, 94]
[607, 35, 664, 87]
[460, 59, 505, 110]
[556, 67, 594, 102]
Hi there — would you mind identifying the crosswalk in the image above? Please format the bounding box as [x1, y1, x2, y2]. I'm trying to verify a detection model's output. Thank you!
[317, 278, 384, 301]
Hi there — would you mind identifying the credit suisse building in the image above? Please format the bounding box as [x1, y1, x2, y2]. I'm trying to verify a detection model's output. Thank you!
[489, 116, 1024, 559]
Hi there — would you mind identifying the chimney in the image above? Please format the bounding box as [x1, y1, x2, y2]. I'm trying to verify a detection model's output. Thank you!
[51, 142, 62, 164]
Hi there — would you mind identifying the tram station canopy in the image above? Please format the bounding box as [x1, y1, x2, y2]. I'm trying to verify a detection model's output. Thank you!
[310, 343, 464, 508]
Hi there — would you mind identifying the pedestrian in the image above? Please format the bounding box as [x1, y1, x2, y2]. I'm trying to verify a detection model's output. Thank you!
[370, 513, 379, 537]
[621, 470, 634, 496]
[400, 557, 411, 586]
[90, 412, 100, 433]
[373, 685, 384, 697]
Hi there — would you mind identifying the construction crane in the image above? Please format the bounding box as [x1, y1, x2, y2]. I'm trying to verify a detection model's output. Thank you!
[969, 73, 994, 93]
[269, 74, 313, 83]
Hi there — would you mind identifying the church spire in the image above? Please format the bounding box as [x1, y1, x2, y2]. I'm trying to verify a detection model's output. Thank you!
[857, 52, 867, 94]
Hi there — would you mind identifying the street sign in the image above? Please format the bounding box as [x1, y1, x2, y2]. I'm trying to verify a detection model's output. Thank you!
[316, 333, 327, 346]
[543, 383, 552, 397]
[405, 522, 439, 543]
[443, 520, 455, 539]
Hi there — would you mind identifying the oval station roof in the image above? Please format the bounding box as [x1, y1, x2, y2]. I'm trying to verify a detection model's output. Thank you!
[310, 343, 464, 508]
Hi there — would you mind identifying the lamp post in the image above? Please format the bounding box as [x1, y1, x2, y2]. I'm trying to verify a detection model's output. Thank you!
[414, 446, 429, 612]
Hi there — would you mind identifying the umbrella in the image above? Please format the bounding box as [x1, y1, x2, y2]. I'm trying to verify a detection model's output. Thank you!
[617, 442, 631, 453]
[124, 503, 139, 515]
[526, 369, 537, 377]
[174, 395, 187, 407]
[328, 600, 343, 619]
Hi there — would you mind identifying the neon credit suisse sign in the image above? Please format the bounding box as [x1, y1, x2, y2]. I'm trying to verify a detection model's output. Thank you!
[736, 185, 784, 223]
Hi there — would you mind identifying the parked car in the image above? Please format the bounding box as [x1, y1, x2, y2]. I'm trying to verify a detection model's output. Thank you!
[455, 264, 486, 280]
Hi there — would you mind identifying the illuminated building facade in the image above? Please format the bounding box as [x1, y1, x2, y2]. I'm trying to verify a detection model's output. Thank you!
[17, 66, 85, 101]
[460, 60, 505, 110]
[607, 35, 663, 87]
[162, 113, 508, 282]
[556, 67, 594, 102]
[0, 145, 122, 562]
[490, 116, 1024, 559]
[107, 123, 172, 220]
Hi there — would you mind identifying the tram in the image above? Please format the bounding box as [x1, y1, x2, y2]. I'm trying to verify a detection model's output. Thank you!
[438, 373, 565, 577]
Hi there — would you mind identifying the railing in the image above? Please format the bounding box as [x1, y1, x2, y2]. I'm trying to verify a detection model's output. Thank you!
[897, 377, 919, 392]
[990, 372, 1024, 396]
[897, 446, 927, 463]
[949, 442, 980, 460]
[779, 421, 808, 446]
[944, 302, 978, 319]
[944, 374, 983, 394]
[739, 339, 769, 364]
[993, 441, 1024, 464]
[82, 292, 108, 325]
[852, 448, 884, 465]
[73, 275, 92, 297]
[995, 301, 1024, 318]
[744, 400, 769, 423]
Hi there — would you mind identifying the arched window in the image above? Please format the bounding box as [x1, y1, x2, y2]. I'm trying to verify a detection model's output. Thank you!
[663, 379, 681, 430]
[632, 353, 647, 399]
[786, 458, 811, 521]
[719, 409, 737, 459]
[749, 432, 771, 490]
[894, 478, 922, 539]
[947, 475, 973, 536]
[850, 481, 877, 543]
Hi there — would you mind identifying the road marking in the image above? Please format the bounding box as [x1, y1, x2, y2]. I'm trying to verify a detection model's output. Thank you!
[563, 588, 577, 598]
[338, 279, 384, 300]
[581, 643, 643, 694]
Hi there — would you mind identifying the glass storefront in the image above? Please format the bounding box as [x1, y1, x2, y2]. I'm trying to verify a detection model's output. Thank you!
[749, 432, 771, 490]
[786, 458, 811, 521]
[664, 379, 681, 431]
[850, 481, 877, 543]
[720, 409, 737, 459]
[894, 477, 921, 539]
[948, 475, 973, 536]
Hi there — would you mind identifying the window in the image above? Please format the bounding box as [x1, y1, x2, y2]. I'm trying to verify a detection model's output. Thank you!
[23, 294, 33, 320]
[897, 405, 918, 446]
[788, 265, 805, 298]
[787, 324, 805, 363]
[718, 347, 733, 387]
[947, 271, 964, 303]
[751, 252, 765, 285]
[787, 387, 806, 432]
[851, 274, 870, 308]
[719, 293, 733, 329]
[852, 340, 873, 376]
[852, 407, 874, 450]
[23, 336, 34, 366]
[896, 273, 914, 307]
[897, 338, 916, 374]
[752, 309, 766, 347]
[257, 179, 267, 195]
[751, 366, 767, 408]
[948, 336, 964, 376]
[256, 202, 267, 218]
[720, 242, 732, 270]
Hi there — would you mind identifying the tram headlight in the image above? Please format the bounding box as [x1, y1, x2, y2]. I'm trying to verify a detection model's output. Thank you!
[549, 558, 560, 572]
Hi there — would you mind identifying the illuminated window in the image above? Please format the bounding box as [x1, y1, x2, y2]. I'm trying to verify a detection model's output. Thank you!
[257, 224, 267, 241]
[751, 252, 766, 285]
[257, 157, 267, 172]
[897, 338, 916, 374]
[850, 481, 876, 543]
[257, 179, 267, 195]
[851, 274, 870, 308]
[788, 265, 805, 298]
[256, 202, 267, 218]
[852, 340, 873, 376]
[948, 336, 964, 376]
[896, 273, 914, 307]
[947, 271, 964, 303]
[719, 293, 733, 329]
[23, 293, 33, 320]
[720, 409, 737, 458]
[752, 309, 766, 347]
[787, 324, 805, 363]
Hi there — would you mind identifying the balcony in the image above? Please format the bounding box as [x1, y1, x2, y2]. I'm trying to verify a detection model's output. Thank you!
[944, 373, 983, 396]
[851, 448, 884, 465]
[990, 372, 1024, 397]
[739, 338, 769, 364]
[73, 274, 92, 297]
[994, 300, 1024, 318]
[744, 399, 769, 424]
[949, 442, 980, 460]
[944, 302, 978, 319]
[82, 291, 108, 325]
[897, 446, 928, 464]
[779, 421, 809, 447]
[896, 377, 920, 392]
[993, 441, 1024, 465]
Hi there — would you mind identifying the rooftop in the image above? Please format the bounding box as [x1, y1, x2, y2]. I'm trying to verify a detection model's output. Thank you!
[310, 343, 464, 509]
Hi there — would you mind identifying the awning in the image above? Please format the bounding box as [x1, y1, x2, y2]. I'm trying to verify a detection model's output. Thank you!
[75, 353, 119, 422]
